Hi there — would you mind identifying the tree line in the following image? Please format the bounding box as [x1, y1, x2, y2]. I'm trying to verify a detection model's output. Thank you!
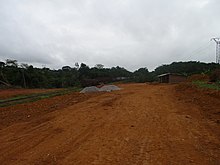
[0, 59, 219, 88]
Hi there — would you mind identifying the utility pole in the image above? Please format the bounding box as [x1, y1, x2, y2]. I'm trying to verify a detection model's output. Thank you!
[211, 38, 220, 64]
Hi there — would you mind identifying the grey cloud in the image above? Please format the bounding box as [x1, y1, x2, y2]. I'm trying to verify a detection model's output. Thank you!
[0, 0, 219, 71]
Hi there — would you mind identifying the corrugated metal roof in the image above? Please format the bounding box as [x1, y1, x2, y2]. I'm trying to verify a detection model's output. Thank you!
[157, 73, 186, 77]
[157, 73, 171, 77]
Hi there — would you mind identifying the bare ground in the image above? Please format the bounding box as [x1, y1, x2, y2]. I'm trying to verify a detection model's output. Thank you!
[0, 83, 220, 165]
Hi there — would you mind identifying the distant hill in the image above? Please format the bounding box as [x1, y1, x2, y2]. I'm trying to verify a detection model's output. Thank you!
[154, 61, 219, 76]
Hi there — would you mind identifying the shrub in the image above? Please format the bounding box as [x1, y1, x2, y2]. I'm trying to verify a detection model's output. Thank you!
[210, 69, 220, 82]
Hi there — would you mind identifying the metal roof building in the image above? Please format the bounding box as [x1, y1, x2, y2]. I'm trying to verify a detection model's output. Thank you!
[158, 73, 187, 83]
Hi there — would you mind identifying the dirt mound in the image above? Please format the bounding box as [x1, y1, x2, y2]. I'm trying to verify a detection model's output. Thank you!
[80, 86, 99, 93]
[99, 85, 121, 92]
[175, 82, 220, 122]
[187, 74, 209, 82]
[0, 92, 91, 129]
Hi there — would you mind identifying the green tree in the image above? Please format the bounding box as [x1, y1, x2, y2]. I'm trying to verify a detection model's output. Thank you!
[133, 67, 151, 82]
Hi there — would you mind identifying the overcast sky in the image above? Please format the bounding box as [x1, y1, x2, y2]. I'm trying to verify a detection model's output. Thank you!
[0, 0, 219, 71]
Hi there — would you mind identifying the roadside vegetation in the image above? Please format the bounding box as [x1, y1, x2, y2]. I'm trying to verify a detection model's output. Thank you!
[188, 68, 220, 91]
[192, 81, 220, 90]
[1, 59, 219, 89]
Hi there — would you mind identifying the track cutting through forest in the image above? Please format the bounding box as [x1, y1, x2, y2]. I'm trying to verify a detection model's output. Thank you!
[0, 83, 220, 164]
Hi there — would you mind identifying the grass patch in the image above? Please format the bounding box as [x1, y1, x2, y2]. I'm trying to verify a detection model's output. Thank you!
[0, 87, 82, 107]
[192, 81, 220, 90]
[0, 95, 29, 103]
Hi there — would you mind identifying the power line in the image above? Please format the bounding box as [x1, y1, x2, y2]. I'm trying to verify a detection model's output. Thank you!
[178, 41, 208, 60]
[179, 41, 212, 61]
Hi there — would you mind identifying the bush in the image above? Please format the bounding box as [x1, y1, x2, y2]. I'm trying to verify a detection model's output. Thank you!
[210, 69, 220, 82]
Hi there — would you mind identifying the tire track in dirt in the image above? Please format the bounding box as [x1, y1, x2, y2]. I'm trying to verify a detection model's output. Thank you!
[0, 84, 220, 164]
[34, 126, 99, 165]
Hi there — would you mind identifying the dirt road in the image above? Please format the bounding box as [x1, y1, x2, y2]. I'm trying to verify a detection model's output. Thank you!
[0, 84, 220, 164]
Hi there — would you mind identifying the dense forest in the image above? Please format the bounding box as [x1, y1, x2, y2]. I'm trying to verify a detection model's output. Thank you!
[0, 59, 219, 88]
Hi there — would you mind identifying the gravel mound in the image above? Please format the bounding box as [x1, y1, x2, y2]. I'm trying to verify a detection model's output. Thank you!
[99, 85, 121, 92]
[80, 86, 99, 93]
[80, 85, 121, 93]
